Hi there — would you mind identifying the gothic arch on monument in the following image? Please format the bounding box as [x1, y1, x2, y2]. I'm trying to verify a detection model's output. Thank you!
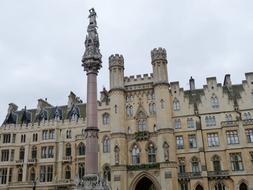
[129, 172, 161, 190]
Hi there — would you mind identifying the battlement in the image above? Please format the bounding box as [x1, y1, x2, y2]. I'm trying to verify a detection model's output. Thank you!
[124, 73, 153, 84]
[151, 47, 167, 62]
[109, 54, 124, 67]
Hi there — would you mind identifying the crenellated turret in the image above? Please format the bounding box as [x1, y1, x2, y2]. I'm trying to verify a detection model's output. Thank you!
[151, 47, 168, 84]
[109, 54, 125, 90]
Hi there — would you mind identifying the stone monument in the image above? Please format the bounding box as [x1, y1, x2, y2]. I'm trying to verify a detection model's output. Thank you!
[76, 8, 110, 190]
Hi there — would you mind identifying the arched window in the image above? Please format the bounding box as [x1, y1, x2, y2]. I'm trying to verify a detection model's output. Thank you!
[173, 98, 180, 111]
[18, 168, 23, 182]
[239, 182, 248, 190]
[225, 114, 233, 121]
[102, 113, 110, 125]
[149, 103, 156, 114]
[30, 167, 35, 181]
[137, 119, 146, 131]
[211, 95, 219, 109]
[78, 163, 85, 180]
[243, 112, 252, 120]
[66, 130, 72, 139]
[147, 143, 156, 163]
[175, 119, 181, 129]
[132, 144, 140, 164]
[78, 143, 85, 156]
[191, 157, 200, 173]
[31, 146, 37, 159]
[212, 155, 221, 171]
[103, 165, 111, 182]
[215, 181, 226, 190]
[103, 136, 110, 153]
[66, 143, 71, 157]
[65, 165, 71, 179]
[19, 147, 25, 160]
[196, 185, 204, 190]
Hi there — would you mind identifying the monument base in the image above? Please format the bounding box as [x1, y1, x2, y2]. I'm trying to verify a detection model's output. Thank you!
[76, 174, 111, 190]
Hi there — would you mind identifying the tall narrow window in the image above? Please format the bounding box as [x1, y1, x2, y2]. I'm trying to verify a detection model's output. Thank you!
[66, 143, 71, 157]
[212, 155, 221, 171]
[147, 143, 156, 163]
[178, 157, 186, 174]
[173, 98, 180, 111]
[78, 163, 85, 180]
[102, 113, 110, 125]
[19, 147, 25, 160]
[175, 119, 181, 129]
[31, 146, 37, 159]
[188, 134, 197, 148]
[149, 103, 156, 114]
[191, 157, 200, 173]
[176, 136, 184, 149]
[78, 143, 85, 156]
[245, 129, 253, 143]
[103, 136, 110, 153]
[137, 119, 146, 131]
[211, 94, 219, 109]
[47, 165, 53, 182]
[160, 99, 165, 109]
[65, 165, 71, 179]
[18, 168, 23, 182]
[215, 182, 226, 190]
[132, 144, 140, 164]
[30, 167, 35, 181]
[230, 153, 244, 171]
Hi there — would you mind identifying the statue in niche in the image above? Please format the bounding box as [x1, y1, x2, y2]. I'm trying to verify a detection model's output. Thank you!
[163, 142, 169, 162]
[114, 145, 120, 165]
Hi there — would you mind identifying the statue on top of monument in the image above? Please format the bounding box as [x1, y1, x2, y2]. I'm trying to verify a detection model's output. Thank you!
[88, 8, 97, 29]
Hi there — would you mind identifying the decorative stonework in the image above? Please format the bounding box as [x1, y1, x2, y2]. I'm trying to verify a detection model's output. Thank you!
[76, 174, 110, 190]
[109, 54, 124, 68]
[151, 47, 167, 63]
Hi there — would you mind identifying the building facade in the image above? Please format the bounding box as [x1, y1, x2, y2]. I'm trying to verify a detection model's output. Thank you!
[1, 48, 253, 190]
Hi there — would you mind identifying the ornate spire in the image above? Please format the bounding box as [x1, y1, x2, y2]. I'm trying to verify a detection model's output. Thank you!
[82, 8, 102, 72]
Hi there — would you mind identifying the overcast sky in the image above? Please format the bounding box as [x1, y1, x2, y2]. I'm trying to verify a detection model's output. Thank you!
[0, 0, 253, 123]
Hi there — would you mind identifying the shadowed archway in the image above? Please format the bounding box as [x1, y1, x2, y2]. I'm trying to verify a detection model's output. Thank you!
[135, 177, 156, 190]
[196, 184, 204, 190]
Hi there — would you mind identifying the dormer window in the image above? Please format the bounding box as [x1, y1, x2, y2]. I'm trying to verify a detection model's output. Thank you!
[173, 98, 180, 111]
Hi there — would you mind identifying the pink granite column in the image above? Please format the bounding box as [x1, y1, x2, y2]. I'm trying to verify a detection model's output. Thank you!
[85, 71, 99, 175]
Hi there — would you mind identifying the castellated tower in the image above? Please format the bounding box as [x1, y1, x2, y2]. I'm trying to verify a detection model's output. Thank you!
[151, 48, 178, 189]
[109, 54, 125, 90]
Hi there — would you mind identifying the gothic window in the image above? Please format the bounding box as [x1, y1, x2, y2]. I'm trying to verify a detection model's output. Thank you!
[18, 168, 23, 182]
[47, 165, 53, 182]
[78, 163, 85, 180]
[30, 167, 36, 181]
[178, 157, 186, 174]
[137, 119, 146, 132]
[0, 168, 7, 184]
[21, 134, 26, 143]
[180, 182, 188, 190]
[225, 114, 233, 121]
[211, 94, 219, 109]
[78, 143, 85, 156]
[240, 183, 248, 190]
[207, 133, 220, 147]
[31, 146, 37, 159]
[212, 155, 221, 171]
[48, 146, 54, 158]
[230, 153, 244, 171]
[226, 130, 239, 144]
[243, 112, 252, 120]
[66, 130, 72, 139]
[191, 157, 200, 173]
[149, 103, 156, 114]
[40, 166, 46, 182]
[176, 136, 184, 149]
[215, 182, 226, 190]
[8, 168, 12, 183]
[19, 147, 25, 160]
[33, 133, 38, 142]
[196, 185, 204, 190]
[65, 143, 71, 157]
[102, 113, 110, 125]
[132, 144, 140, 164]
[245, 129, 253, 143]
[173, 98, 180, 111]
[103, 136, 110, 153]
[187, 118, 195, 128]
[175, 119, 181, 129]
[188, 134, 197, 148]
[147, 143, 156, 163]
[205, 116, 216, 126]
[126, 105, 133, 117]
[103, 165, 111, 182]
[41, 146, 47, 159]
[160, 99, 165, 109]
[65, 165, 71, 179]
